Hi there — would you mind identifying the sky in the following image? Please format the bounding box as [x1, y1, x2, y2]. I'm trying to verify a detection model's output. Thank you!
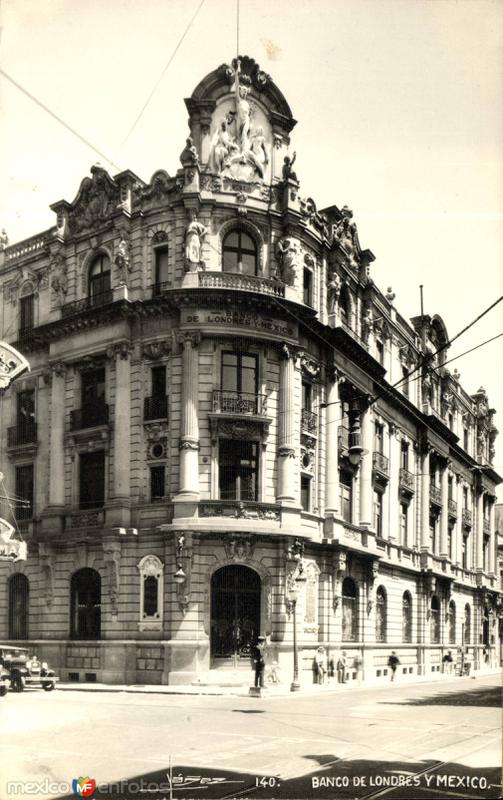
[1, 0, 502, 492]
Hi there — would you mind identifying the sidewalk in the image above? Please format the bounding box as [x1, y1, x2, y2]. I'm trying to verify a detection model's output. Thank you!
[55, 667, 501, 698]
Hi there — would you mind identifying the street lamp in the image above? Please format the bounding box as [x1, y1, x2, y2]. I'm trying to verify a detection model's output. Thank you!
[173, 534, 186, 585]
[287, 561, 307, 692]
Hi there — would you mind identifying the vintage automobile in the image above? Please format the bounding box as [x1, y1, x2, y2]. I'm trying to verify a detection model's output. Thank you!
[0, 645, 58, 692]
[0, 665, 9, 697]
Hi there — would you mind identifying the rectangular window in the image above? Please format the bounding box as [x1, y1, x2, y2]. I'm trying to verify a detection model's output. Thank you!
[483, 536, 489, 572]
[303, 268, 313, 306]
[429, 515, 437, 553]
[154, 246, 169, 287]
[221, 351, 258, 395]
[300, 475, 311, 512]
[302, 381, 312, 412]
[400, 502, 409, 547]
[462, 486, 468, 510]
[463, 427, 469, 451]
[462, 534, 468, 569]
[401, 366, 409, 397]
[79, 451, 105, 509]
[373, 490, 383, 536]
[15, 464, 34, 521]
[219, 440, 258, 501]
[17, 389, 35, 428]
[81, 367, 106, 409]
[339, 471, 353, 523]
[448, 476, 453, 501]
[19, 295, 34, 335]
[376, 340, 384, 365]
[374, 423, 384, 454]
[151, 366, 166, 398]
[400, 441, 409, 471]
[448, 412, 454, 430]
[448, 523, 454, 560]
[150, 465, 165, 500]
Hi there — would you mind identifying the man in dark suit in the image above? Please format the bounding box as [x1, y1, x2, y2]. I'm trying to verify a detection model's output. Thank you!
[253, 635, 266, 688]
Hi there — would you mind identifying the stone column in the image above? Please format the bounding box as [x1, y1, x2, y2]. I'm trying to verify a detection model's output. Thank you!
[177, 333, 200, 499]
[488, 498, 496, 576]
[48, 362, 66, 508]
[277, 346, 296, 504]
[475, 490, 484, 571]
[439, 464, 449, 558]
[359, 405, 373, 527]
[388, 426, 400, 542]
[325, 371, 340, 514]
[420, 448, 430, 550]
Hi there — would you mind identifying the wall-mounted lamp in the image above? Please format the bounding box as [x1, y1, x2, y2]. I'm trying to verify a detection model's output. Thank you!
[173, 534, 187, 585]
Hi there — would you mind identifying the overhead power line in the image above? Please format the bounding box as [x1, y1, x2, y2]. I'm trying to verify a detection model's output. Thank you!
[120, 0, 206, 149]
[0, 69, 122, 172]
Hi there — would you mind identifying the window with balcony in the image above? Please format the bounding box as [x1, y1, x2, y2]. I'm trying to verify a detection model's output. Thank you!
[429, 514, 437, 553]
[89, 254, 111, 305]
[150, 465, 165, 500]
[75, 367, 107, 429]
[303, 268, 313, 306]
[339, 470, 353, 523]
[342, 577, 358, 642]
[79, 451, 105, 509]
[19, 294, 34, 337]
[300, 475, 311, 512]
[154, 245, 169, 292]
[400, 502, 409, 547]
[219, 351, 258, 413]
[222, 230, 257, 275]
[219, 440, 258, 501]
[430, 595, 440, 644]
[462, 533, 469, 569]
[144, 366, 168, 420]
[10, 389, 36, 445]
[373, 490, 383, 537]
[374, 423, 384, 454]
[15, 464, 33, 521]
[401, 441, 409, 471]
[402, 591, 412, 642]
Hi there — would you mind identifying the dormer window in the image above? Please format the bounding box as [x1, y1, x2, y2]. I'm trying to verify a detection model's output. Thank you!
[222, 230, 257, 275]
[89, 254, 111, 304]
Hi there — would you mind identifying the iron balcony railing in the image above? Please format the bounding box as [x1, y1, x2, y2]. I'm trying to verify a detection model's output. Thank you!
[430, 484, 442, 506]
[212, 390, 267, 416]
[399, 467, 415, 492]
[448, 499, 458, 517]
[144, 395, 168, 421]
[61, 290, 113, 318]
[372, 451, 390, 477]
[7, 423, 38, 447]
[462, 508, 472, 528]
[301, 408, 318, 433]
[70, 403, 109, 431]
[151, 282, 171, 297]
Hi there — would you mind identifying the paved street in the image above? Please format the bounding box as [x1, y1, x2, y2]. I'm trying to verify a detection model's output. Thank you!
[0, 675, 501, 800]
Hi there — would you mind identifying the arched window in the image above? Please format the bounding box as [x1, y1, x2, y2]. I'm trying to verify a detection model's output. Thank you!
[464, 604, 471, 645]
[448, 600, 456, 644]
[137, 555, 164, 630]
[89, 254, 111, 303]
[402, 591, 412, 643]
[222, 230, 258, 276]
[342, 577, 358, 642]
[430, 595, 440, 644]
[375, 586, 387, 643]
[70, 568, 101, 640]
[8, 574, 29, 639]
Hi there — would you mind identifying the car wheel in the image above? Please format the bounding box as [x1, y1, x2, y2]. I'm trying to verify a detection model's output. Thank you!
[43, 683, 55, 691]
[11, 675, 25, 692]
[0, 686, 7, 697]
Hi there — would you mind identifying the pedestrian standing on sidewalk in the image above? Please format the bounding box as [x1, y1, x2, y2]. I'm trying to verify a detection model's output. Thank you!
[353, 652, 363, 686]
[314, 646, 327, 684]
[253, 635, 266, 688]
[442, 650, 453, 675]
[337, 650, 347, 684]
[388, 651, 400, 681]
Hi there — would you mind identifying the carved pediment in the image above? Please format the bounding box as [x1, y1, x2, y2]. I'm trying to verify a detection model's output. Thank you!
[68, 165, 120, 235]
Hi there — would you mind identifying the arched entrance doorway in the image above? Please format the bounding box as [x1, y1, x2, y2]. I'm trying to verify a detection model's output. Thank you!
[211, 565, 261, 667]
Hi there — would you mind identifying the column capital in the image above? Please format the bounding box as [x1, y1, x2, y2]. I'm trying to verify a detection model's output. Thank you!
[49, 360, 67, 377]
[176, 331, 201, 350]
[106, 341, 133, 361]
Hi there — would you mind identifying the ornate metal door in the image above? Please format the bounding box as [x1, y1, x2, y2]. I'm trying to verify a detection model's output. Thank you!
[210, 565, 261, 666]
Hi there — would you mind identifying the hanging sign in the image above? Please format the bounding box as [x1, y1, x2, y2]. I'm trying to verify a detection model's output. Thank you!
[0, 341, 30, 391]
[0, 518, 27, 562]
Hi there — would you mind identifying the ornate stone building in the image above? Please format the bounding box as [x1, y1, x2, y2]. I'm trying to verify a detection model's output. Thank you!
[0, 56, 501, 685]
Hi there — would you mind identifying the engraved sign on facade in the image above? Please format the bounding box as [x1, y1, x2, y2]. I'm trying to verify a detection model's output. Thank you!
[183, 309, 296, 338]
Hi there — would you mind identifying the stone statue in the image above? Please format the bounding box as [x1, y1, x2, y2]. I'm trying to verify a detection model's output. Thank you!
[333, 206, 358, 265]
[51, 255, 68, 305]
[276, 237, 300, 286]
[0, 229, 9, 251]
[282, 152, 298, 183]
[115, 235, 130, 286]
[209, 120, 238, 173]
[248, 127, 269, 179]
[327, 272, 341, 314]
[235, 77, 252, 152]
[185, 211, 207, 271]
[361, 306, 373, 341]
[180, 136, 199, 166]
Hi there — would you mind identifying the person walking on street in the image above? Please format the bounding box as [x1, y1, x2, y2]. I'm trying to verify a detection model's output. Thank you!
[353, 652, 363, 686]
[253, 635, 266, 688]
[315, 646, 327, 685]
[388, 651, 400, 681]
[443, 650, 453, 675]
[337, 650, 347, 684]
